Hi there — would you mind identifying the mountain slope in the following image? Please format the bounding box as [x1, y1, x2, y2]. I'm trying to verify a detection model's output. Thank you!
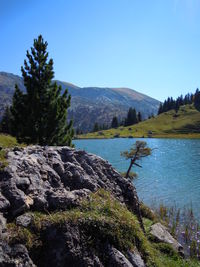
[80, 104, 200, 138]
[0, 72, 160, 131]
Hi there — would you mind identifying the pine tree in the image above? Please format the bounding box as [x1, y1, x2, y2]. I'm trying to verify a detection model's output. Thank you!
[11, 35, 74, 145]
[158, 103, 163, 115]
[194, 88, 200, 111]
[124, 108, 138, 126]
[137, 112, 142, 122]
[111, 116, 119, 128]
[0, 106, 12, 134]
[93, 122, 99, 132]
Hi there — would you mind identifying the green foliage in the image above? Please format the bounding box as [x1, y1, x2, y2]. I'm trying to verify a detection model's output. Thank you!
[124, 107, 138, 126]
[0, 106, 12, 134]
[0, 134, 22, 170]
[111, 116, 119, 128]
[140, 203, 156, 221]
[93, 122, 99, 132]
[0, 134, 18, 148]
[121, 141, 152, 178]
[154, 243, 179, 259]
[8, 224, 39, 250]
[137, 111, 142, 122]
[7, 190, 158, 266]
[10, 35, 74, 146]
[158, 92, 193, 115]
[121, 141, 151, 160]
[7, 190, 200, 267]
[194, 89, 200, 111]
[0, 150, 8, 170]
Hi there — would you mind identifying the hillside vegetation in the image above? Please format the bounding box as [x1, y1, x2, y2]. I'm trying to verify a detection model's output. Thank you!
[79, 104, 200, 139]
[8, 190, 200, 267]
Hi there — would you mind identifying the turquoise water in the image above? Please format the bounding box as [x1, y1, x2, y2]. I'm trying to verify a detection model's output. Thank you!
[73, 138, 200, 217]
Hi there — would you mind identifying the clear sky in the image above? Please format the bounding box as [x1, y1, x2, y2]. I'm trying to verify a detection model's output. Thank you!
[1, 0, 200, 101]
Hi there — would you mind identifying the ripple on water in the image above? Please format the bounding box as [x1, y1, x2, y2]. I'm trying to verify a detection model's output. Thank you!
[74, 138, 200, 218]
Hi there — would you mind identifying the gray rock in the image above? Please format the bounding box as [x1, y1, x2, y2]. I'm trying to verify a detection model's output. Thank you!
[16, 177, 30, 191]
[150, 222, 183, 254]
[127, 249, 146, 267]
[0, 146, 141, 221]
[0, 213, 7, 239]
[16, 213, 33, 227]
[108, 246, 133, 267]
[0, 145, 145, 267]
[0, 242, 36, 266]
[0, 192, 10, 212]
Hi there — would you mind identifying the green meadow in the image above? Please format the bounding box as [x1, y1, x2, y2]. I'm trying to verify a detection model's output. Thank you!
[79, 105, 200, 139]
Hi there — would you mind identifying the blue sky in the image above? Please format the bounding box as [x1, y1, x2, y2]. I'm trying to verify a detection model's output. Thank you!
[1, 0, 200, 101]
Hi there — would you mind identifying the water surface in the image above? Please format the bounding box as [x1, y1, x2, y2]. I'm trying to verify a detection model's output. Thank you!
[73, 138, 200, 217]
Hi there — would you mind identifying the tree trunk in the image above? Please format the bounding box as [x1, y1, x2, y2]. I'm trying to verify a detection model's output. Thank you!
[125, 159, 134, 178]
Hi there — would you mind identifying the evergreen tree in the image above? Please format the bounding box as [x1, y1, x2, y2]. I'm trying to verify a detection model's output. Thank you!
[111, 116, 119, 128]
[137, 112, 142, 122]
[194, 88, 200, 111]
[125, 108, 138, 126]
[158, 103, 163, 115]
[76, 128, 81, 135]
[93, 122, 99, 132]
[0, 106, 12, 134]
[11, 35, 74, 145]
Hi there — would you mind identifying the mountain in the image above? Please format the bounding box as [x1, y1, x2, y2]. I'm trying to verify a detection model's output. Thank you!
[0, 72, 160, 131]
[81, 104, 200, 138]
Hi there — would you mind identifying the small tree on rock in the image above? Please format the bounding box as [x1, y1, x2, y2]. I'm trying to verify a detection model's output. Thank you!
[121, 141, 151, 179]
[11, 35, 74, 145]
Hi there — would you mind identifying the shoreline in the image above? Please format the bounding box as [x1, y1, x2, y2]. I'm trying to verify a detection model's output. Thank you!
[74, 134, 200, 140]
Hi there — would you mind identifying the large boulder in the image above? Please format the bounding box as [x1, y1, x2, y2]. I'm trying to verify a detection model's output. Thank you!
[150, 223, 183, 254]
[0, 146, 144, 266]
[0, 146, 141, 220]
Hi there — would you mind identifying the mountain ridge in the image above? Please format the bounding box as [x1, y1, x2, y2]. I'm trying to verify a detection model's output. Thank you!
[0, 71, 160, 131]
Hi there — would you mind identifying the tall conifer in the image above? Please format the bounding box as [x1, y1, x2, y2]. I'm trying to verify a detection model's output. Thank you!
[11, 35, 74, 145]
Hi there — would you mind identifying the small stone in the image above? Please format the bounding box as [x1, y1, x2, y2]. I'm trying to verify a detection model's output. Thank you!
[108, 246, 133, 267]
[16, 213, 33, 227]
[127, 249, 145, 267]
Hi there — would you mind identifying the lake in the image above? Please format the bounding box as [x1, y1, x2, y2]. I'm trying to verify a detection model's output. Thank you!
[74, 138, 200, 217]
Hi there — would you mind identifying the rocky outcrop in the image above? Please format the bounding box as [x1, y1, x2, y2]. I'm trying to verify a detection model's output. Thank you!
[0, 146, 184, 266]
[0, 146, 145, 267]
[0, 146, 141, 220]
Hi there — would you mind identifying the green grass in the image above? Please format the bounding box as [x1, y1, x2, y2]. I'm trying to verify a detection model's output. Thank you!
[0, 134, 19, 169]
[0, 134, 18, 148]
[7, 189, 200, 267]
[78, 105, 200, 139]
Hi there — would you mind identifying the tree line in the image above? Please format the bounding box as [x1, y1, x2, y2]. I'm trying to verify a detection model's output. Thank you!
[92, 107, 142, 132]
[158, 89, 200, 115]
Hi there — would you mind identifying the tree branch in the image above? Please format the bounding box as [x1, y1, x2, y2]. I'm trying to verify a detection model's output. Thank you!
[133, 162, 142, 168]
